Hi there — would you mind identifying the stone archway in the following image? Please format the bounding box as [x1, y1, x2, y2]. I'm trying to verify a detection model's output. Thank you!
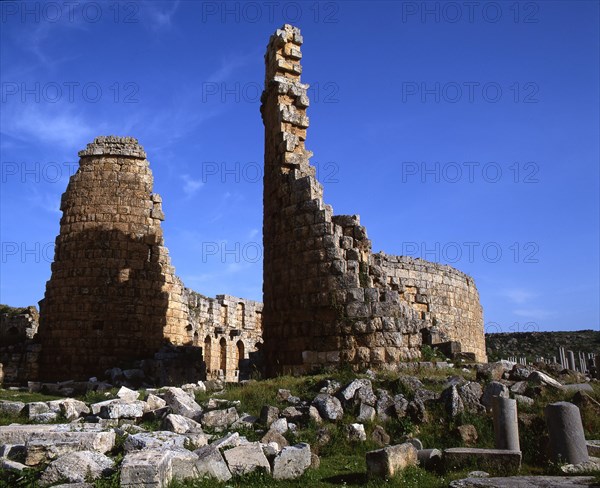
[220, 337, 227, 372]
[237, 340, 245, 367]
[204, 336, 212, 373]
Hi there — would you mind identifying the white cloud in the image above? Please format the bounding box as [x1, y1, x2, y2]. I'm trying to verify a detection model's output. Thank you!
[501, 288, 538, 305]
[513, 308, 553, 319]
[181, 174, 204, 198]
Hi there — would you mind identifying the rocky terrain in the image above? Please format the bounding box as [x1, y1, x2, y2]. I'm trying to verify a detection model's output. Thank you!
[1, 360, 599, 487]
[486, 330, 600, 362]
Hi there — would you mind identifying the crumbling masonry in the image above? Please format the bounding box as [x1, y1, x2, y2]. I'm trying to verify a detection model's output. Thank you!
[260, 25, 486, 375]
[37, 137, 262, 382]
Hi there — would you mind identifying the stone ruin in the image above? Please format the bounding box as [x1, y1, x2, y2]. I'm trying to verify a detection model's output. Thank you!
[34, 136, 262, 384]
[4, 24, 487, 386]
[260, 25, 486, 376]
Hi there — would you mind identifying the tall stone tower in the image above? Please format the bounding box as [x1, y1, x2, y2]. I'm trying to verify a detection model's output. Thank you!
[261, 25, 486, 375]
[38, 136, 189, 381]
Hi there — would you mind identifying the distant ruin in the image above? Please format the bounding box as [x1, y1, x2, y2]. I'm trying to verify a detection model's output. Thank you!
[260, 25, 486, 376]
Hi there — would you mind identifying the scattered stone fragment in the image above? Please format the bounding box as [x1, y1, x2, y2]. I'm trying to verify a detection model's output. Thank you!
[371, 425, 390, 447]
[444, 448, 521, 475]
[201, 407, 239, 431]
[417, 448, 442, 471]
[223, 442, 271, 476]
[261, 430, 289, 450]
[272, 443, 312, 480]
[194, 445, 232, 482]
[346, 423, 366, 442]
[163, 387, 202, 420]
[312, 393, 343, 421]
[145, 393, 167, 411]
[60, 399, 90, 421]
[260, 405, 280, 426]
[0, 400, 25, 416]
[442, 385, 465, 418]
[457, 424, 478, 446]
[39, 451, 114, 486]
[481, 382, 509, 411]
[163, 413, 203, 434]
[366, 443, 418, 478]
[124, 431, 188, 452]
[449, 476, 598, 487]
[117, 386, 139, 402]
[528, 371, 563, 389]
[120, 449, 172, 488]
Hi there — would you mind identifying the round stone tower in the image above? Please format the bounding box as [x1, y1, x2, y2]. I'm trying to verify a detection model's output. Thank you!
[38, 136, 189, 381]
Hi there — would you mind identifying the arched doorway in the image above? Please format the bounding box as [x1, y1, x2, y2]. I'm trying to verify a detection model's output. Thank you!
[204, 336, 212, 373]
[237, 340, 245, 367]
[220, 337, 227, 372]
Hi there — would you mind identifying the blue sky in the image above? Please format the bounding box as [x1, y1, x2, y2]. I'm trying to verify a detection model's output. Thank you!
[0, 0, 598, 334]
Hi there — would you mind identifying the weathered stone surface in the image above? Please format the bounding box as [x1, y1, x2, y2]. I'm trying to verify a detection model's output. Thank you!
[261, 25, 486, 377]
[201, 407, 239, 431]
[358, 403, 376, 422]
[163, 387, 202, 420]
[528, 371, 563, 389]
[269, 417, 289, 434]
[312, 394, 343, 421]
[124, 431, 188, 452]
[163, 413, 203, 434]
[476, 363, 507, 382]
[0, 458, 28, 472]
[545, 402, 589, 465]
[25, 430, 116, 465]
[587, 440, 600, 457]
[261, 430, 289, 450]
[371, 425, 390, 447]
[457, 424, 478, 446]
[366, 443, 418, 478]
[442, 385, 465, 418]
[449, 476, 598, 487]
[481, 382, 509, 411]
[169, 447, 200, 481]
[37, 136, 190, 382]
[120, 449, 172, 488]
[39, 451, 114, 486]
[417, 448, 442, 470]
[563, 384, 594, 393]
[223, 442, 271, 476]
[459, 382, 485, 413]
[0, 400, 25, 416]
[346, 423, 367, 442]
[60, 399, 90, 421]
[272, 443, 312, 480]
[145, 394, 167, 411]
[443, 448, 522, 475]
[194, 445, 232, 482]
[100, 400, 145, 419]
[260, 405, 280, 426]
[117, 386, 140, 402]
[492, 397, 520, 451]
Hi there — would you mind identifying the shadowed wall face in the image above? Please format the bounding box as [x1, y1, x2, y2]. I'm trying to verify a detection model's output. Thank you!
[38, 136, 188, 381]
[261, 25, 486, 376]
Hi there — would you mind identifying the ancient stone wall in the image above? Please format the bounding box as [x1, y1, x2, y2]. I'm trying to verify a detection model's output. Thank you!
[37, 136, 189, 381]
[379, 255, 486, 361]
[186, 290, 263, 382]
[0, 306, 38, 345]
[261, 25, 486, 375]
